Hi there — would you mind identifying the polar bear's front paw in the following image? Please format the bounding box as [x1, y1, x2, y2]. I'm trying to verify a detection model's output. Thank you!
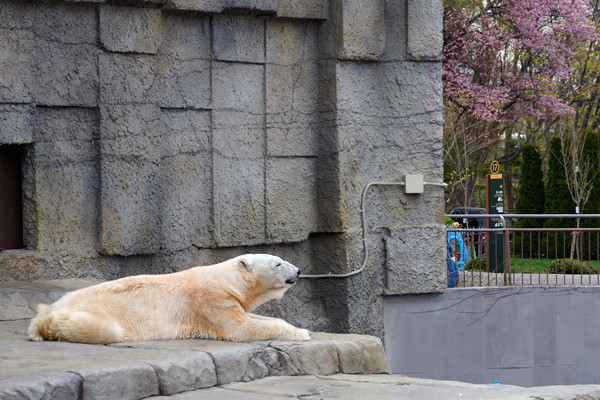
[294, 328, 311, 341]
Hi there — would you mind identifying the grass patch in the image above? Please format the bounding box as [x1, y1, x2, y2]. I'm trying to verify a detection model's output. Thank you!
[510, 257, 552, 274]
[465, 255, 600, 274]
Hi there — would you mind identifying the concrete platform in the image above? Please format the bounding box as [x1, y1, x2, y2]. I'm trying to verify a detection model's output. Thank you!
[0, 320, 389, 399]
[1, 279, 600, 399]
[150, 374, 600, 400]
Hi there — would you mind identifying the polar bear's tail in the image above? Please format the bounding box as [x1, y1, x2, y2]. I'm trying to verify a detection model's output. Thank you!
[35, 303, 49, 316]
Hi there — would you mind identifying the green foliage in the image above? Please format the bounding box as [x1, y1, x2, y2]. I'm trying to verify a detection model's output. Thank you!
[549, 259, 599, 274]
[515, 145, 545, 256]
[544, 135, 574, 219]
[515, 144, 545, 226]
[465, 255, 486, 271]
[544, 135, 575, 258]
[580, 129, 600, 217]
[579, 129, 600, 257]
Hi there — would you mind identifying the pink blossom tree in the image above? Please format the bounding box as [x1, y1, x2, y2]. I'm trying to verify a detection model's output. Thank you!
[443, 0, 597, 210]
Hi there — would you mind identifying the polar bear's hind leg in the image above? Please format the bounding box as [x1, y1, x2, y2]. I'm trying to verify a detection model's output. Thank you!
[28, 310, 124, 344]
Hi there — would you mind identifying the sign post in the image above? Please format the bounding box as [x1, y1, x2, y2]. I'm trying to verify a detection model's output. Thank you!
[486, 161, 504, 273]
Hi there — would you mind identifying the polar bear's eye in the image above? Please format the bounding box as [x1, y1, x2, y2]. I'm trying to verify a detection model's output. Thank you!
[276, 262, 282, 267]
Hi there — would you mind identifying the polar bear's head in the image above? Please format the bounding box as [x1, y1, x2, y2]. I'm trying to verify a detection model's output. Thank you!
[237, 254, 301, 288]
[235, 254, 301, 309]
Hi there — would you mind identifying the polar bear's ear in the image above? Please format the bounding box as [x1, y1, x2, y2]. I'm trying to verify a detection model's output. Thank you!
[238, 256, 252, 271]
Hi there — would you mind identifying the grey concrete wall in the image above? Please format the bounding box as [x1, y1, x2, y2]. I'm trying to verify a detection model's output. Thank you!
[0, 0, 445, 339]
[384, 287, 600, 387]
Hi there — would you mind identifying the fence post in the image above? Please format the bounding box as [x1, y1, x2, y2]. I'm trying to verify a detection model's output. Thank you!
[500, 215, 512, 285]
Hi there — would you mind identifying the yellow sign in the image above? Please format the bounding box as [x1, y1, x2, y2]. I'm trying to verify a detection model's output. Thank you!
[490, 160, 500, 174]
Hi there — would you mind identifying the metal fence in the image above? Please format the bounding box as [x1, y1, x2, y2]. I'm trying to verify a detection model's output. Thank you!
[445, 214, 600, 287]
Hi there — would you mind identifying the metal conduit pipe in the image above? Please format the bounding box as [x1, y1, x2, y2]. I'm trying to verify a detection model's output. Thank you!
[301, 179, 447, 279]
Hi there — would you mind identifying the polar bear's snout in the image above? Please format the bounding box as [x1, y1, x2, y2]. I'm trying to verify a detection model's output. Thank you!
[285, 268, 301, 284]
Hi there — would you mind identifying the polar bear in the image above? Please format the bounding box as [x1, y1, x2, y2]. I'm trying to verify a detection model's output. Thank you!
[28, 254, 311, 344]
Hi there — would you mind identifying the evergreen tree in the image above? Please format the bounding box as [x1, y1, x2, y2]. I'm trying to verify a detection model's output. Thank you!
[545, 136, 575, 217]
[544, 135, 575, 258]
[579, 129, 600, 258]
[580, 129, 600, 216]
[515, 144, 546, 225]
[515, 144, 545, 256]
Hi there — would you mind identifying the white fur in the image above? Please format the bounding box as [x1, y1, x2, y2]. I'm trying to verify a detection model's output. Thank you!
[28, 254, 311, 344]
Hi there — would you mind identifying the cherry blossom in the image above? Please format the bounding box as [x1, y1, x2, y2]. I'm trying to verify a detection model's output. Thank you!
[443, 0, 597, 123]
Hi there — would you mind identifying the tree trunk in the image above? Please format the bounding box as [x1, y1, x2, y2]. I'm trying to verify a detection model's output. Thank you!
[503, 173, 514, 213]
[570, 217, 580, 260]
[502, 128, 515, 213]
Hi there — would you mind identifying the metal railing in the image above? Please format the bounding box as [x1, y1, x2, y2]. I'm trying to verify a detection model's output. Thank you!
[445, 214, 600, 287]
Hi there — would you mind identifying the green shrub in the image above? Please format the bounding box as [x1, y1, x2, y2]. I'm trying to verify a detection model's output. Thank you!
[465, 256, 486, 271]
[549, 259, 599, 274]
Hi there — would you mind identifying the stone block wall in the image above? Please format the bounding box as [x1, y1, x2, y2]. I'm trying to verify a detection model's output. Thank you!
[0, 0, 444, 339]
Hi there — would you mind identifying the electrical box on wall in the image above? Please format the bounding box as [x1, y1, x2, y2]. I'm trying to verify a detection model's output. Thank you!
[404, 174, 424, 194]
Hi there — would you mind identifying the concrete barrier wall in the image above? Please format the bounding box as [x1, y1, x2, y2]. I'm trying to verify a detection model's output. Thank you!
[384, 286, 600, 387]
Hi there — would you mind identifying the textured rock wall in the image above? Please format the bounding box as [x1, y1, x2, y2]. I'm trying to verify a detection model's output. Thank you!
[0, 0, 444, 339]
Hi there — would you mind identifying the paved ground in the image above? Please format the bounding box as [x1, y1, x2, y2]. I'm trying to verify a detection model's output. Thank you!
[2, 279, 600, 399]
[150, 374, 600, 400]
[458, 271, 600, 286]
